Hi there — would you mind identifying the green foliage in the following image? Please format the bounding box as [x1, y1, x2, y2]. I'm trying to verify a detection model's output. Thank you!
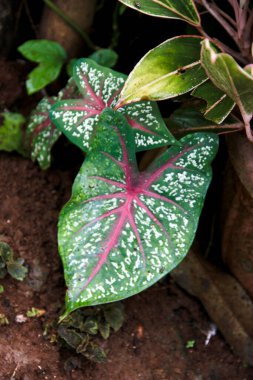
[26, 307, 45, 318]
[89, 48, 119, 68]
[0, 241, 27, 281]
[201, 39, 253, 139]
[58, 302, 124, 362]
[169, 105, 241, 135]
[191, 81, 235, 124]
[18, 39, 67, 94]
[11, 0, 249, 321]
[201, 40, 253, 117]
[58, 108, 218, 314]
[119, 0, 200, 25]
[0, 112, 26, 156]
[0, 314, 9, 326]
[186, 339, 195, 348]
[118, 36, 207, 106]
[50, 58, 176, 153]
[26, 97, 61, 169]
[26, 78, 78, 169]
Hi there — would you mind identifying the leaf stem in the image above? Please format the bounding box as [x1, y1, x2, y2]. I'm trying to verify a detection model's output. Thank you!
[110, 3, 121, 49]
[200, 0, 237, 42]
[210, 3, 236, 27]
[42, 0, 99, 51]
[196, 0, 251, 64]
[244, 11, 253, 45]
[243, 114, 253, 142]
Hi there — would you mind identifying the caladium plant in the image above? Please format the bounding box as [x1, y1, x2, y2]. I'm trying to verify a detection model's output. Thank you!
[26, 78, 78, 169]
[26, 96, 60, 170]
[50, 58, 176, 153]
[59, 108, 218, 315]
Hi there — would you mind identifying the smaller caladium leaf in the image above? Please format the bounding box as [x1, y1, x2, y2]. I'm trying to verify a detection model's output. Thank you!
[119, 0, 200, 26]
[58, 108, 218, 315]
[26, 79, 78, 169]
[117, 36, 208, 106]
[50, 58, 176, 153]
[201, 39, 253, 141]
[191, 80, 235, 124]
[26, 97, 60, 170]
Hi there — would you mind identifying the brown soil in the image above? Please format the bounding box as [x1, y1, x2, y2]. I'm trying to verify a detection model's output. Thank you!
[1, 60, 253, 380]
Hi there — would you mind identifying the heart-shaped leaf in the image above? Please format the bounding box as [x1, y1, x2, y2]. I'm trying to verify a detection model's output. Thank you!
[50, 59, 175, 152]
[191, 80, 235, 123]
[18, 40, 67, 94]
[58, 108, 218, 315]
[117, 36, 208, 106]
[26, 79, 78, 169]
[201, 39, 253, 140]
[119, 0, 200, 26]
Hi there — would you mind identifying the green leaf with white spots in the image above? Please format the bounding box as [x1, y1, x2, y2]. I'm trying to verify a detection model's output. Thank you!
[58, 108, 218, 315]
[119, 0, 200, 26]
[18, 39, 67, 94]
[50, 58, 176, 152]
[26, 97, 61, 170]
[117, 36, 208, 107]
[191, 80, 235, 124]
[26, 79, 79, 170]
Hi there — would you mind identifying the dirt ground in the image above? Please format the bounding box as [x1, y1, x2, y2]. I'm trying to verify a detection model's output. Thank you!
[1, 58, 253, 380]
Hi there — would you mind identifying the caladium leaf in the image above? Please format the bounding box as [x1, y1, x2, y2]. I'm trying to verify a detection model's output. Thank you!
[26, 79, 78, 170]
[119, 0, 200, 26]
[201, 39, 253, 140]
[191, 81, 235, 124]
[26, 97, 60, 170]
[50, 59, 176, 153]
[117, 36, 208, 106]
[58, 108, 218, 315]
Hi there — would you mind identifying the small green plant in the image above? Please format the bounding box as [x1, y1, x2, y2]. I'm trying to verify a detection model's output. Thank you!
[57, 303, 124, 362]
[18, 40, 67, 95]
[0, 313, 9, 326]
[26, 307, 46, 318]
[186, 339, 196, 349]
[18, 39, 119, 95]
[0, 241, 28, 281]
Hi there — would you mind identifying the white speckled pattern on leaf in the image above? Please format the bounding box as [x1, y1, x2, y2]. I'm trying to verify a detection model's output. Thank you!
[58, 108, 218, 315]
[50, 59, 176, 153]
[26, 78, 78, 170]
